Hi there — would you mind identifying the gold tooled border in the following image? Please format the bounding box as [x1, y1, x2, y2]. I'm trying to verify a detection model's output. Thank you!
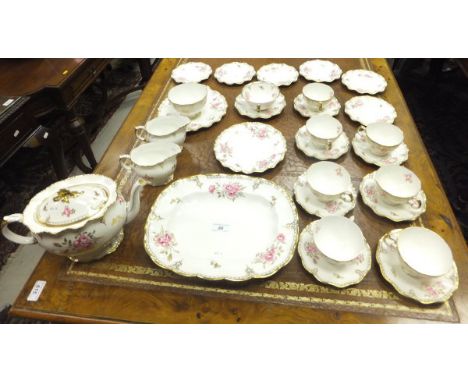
[213, 122, 287, 174]
[66, 265, 455, 318]
[143, 173, 299, 282]
[376, 230, 459, 305]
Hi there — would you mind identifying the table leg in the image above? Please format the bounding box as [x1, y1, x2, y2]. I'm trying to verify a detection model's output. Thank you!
[69, 114, 97, 173]
[43, 126, 68, 180]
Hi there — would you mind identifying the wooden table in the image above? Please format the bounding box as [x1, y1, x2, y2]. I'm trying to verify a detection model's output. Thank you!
[9, 58, 468, 323]
[0, 59, 111, 178]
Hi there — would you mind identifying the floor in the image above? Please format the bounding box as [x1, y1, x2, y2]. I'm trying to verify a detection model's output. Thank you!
[0, 90, 142, 312]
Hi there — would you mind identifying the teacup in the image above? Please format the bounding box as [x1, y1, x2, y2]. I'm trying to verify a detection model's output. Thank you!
[242, 81, 280, 112]
[305, 115, 343, 150]
[306, 161, 354, 203]
[374, 165, 422, 208]
[383, 227, 453, 279]
[314, 216, 366, 264]
[358, 122, 404, 156]
[302, 83, 334, 112]
[135, 115, 190, 147]
[168, 83, 207, 117]
[119, 142, 181, 186]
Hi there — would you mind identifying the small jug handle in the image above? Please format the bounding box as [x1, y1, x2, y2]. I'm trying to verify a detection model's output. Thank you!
[119, 154, 134, 172]
[2, 213, 36, 245]
[408, 197, 422, 210]
[340, 191, 354, 203]
[134, 126, 148, 142]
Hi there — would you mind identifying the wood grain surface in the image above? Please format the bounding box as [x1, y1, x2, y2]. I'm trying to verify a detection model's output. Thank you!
[9, 58, 468, 323]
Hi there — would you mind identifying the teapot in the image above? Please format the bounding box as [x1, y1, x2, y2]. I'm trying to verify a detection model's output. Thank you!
[1, 174, 147, 262]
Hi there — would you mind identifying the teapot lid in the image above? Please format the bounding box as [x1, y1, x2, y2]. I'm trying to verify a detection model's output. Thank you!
[36, 184, 109, 226]
[22, 174, 118, 235]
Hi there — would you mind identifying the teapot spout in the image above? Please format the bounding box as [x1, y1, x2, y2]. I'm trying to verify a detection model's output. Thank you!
[125, 178, 149, 224]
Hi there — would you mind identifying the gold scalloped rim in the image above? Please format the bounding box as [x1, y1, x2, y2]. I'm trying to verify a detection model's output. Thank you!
[157, 87, 227, 132]
[171, 61, 212, 83]
[295, 127, 350, 160]
[341, 69, 388, 95]
[234, 93, 286, 120]
[214, 62, 256, 85]
[298, 221, 372, 288]
[299, 60, 343, 82]
[213, 122, 287, 174]
[359, 173, 426, 222]
[293, 95, 341, 118]
[351, 131, 408, 167]
[143, 173, 299, 282]
[293, 174, 357, 218]
[344, 96, 397, 126]
[256, 63, 299, 86]
[376, 229, 459, 304]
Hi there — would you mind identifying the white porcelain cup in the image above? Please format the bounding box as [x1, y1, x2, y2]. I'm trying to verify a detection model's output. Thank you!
[242, 81, 280, 112]
[168, 83, 207, 117]
[302, 83, 334, 112]
[306, 115, 343, 150]
[119, 142, 181, 186]
[383, 227, 453, 279]
[358, 122, 404, 156]
[374, 165, 422, 208]
[314, 216, 366, 264]
[135, 115, 190, 147]
[306, 161, 354, 203]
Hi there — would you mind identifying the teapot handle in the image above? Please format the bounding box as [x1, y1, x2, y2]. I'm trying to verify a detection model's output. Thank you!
[119, 154, 134, 172]
[2, 213, 37, 245]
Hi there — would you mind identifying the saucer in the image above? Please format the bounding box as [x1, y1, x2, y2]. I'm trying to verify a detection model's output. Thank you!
[298, 221, 371, 288]
[171, 62, 212, 83]
[341, 69, 388, 95]
[376, 229, 459, 304]
[214, 62, 255, 85]
[345, 96, 397, 126]
[352, 130, 408, 166]
[294, 173, 357, 217]
[256, 63, 299, 86]
[214, 122, 286, 174]
[360, 172, 426, 222]
[299, 60, 343, 82]
[293, 94, 340, 118]
[158, 87, 227, 132]
[295, 126, 349, 160]
[235, 93, 286, 119]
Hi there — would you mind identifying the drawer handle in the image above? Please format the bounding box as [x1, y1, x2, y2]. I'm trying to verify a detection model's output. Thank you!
[13, 129, 20, 137]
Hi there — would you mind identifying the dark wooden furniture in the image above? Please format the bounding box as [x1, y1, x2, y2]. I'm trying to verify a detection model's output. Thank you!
[0, 59, 112, 178]
[9, 58, 468, 323]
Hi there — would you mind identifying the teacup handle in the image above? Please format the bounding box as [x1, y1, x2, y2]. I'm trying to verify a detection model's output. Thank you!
[383, 232, 398, 248]
[119, 154, 134, 172]
[408, 197, 422, 210]
[357, 125, 366, 134]
[340, 191, 354, 203]
[134, 126, 148, 142]
[2, 213, 37, 245]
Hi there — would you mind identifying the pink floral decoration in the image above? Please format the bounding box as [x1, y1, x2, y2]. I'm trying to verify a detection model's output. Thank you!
[73, 232, 93, 249]
[208, 185, 216, 193]
[154, 232, 174, 247]
[62, 206, 75, 218]
[224, 183, 242, 198]
[263, 247, 276, 262]
[276, 233, 285, 243]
